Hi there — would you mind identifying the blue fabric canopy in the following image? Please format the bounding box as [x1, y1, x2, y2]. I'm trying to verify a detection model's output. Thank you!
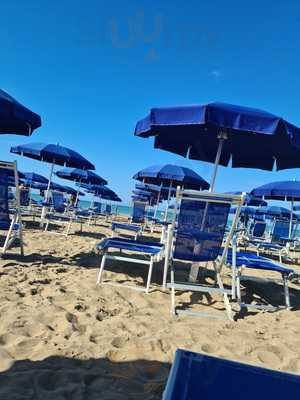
[55, 167, 107, 185]
[23, 172, 48, 184]
[27, 181, 84, 196]
[256, 206, 296, 219]
[230, 206, 257, 216]
[79, 183, 120, 200]
[251, 181, 300, 201]
[10, 143, 95, 170]
[135, 102, 300, 171]
[133, 164, 209, 190]
[0, 89, 41, 135]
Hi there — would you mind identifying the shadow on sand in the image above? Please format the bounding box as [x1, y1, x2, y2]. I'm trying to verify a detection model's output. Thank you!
[0, 356, 171, 400]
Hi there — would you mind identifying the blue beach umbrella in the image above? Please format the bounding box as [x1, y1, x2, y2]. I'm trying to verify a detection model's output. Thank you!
[23, 172, 48, 184]
[251, 181, 300, 236]
[0, 89, 41, 135]
[11, 143, 95, 210]
[55, 168, 107, 185]
[133, 164, 209, 219]
[135, 102, 300, 190]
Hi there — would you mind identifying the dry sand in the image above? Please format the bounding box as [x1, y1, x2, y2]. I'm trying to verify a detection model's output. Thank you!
[0, 217, 300, 399]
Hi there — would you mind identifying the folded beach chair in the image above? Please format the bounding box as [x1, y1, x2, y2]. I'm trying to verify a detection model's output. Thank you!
[43, 190, 74, 235]
[111, 200, 147, 239]
[96, 237, 165, 293]
[0, 161, 24, 256]
[165, 189, 245, 320]
[226, 246, 294, 311]
[163, 349, 300, 400]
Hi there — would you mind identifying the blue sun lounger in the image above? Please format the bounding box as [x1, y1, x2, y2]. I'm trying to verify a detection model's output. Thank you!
[43, 191, 75, 235]
[111, 200, 147, 239]
[255, 220, 291, 262]
[96, 237, 165, 293]
[226, 247, 294, 310]
[163, 349, 300, 400]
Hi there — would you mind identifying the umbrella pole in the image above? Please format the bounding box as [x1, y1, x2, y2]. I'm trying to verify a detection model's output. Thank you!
[164, 180, 172, 222]
[41, 161, 55, 221]
[154, 184, 162, 219]
[209, 132, 227, 192]
[289, 199, 294, 238]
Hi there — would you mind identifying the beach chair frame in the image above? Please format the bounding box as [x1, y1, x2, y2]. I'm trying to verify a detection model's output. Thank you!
[0, 160, 24, 256]
[96, 238, 164, 293]
[165, 189, 245, 321]
[43, 190, 74, 236]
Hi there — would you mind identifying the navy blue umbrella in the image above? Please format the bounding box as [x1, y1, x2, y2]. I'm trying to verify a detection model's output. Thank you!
[11, 143, 95, 169]
[55, 168, 107, 185]
[0, 89, 41, 135]
[23, 172, 48, 184]
[133, 164, 209, 190]
[11, 143, 95, 209]
[256, 206, 294, 219]
[230, 206, 257, 216]
[251, 180, 300, 237]
[134, 164, 209, 219]
[135, 102, 300, 190]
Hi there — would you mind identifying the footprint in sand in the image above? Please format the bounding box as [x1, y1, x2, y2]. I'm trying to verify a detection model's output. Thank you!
[201, 343, 218, 354]
[111, 336, 129, 349]
[257, 350, 281, 366]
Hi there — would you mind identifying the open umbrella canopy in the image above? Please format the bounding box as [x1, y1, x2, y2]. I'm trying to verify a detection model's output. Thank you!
[135, 102, 300, 171]
[230, 206, 257, 216]
[256, 206, 297, 219]
[0, 89, 41, 135]
[251, 181, 300, 201]
[55, 168, 107, 185]
[23, 172, 48, 184]
[133, 164, 209, 190]
[135, 182, 176, 200]
[10, 143, 95, 170]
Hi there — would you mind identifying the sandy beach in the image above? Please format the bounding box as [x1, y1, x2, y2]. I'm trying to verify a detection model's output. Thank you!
[0, 217, 299, 399]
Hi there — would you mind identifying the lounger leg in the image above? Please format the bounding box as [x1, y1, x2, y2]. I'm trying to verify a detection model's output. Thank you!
[145, 257, 154, 294]
[2, 218, 15, 254]
[170, 262, 176, 315]
[65, 221, 72, 236]
[18, 216, 24, 256]
[283, 274, 291, 309]
[236, 269, 242, 305]
[96, 253, 107, 284]
[214, 262, 234, 321]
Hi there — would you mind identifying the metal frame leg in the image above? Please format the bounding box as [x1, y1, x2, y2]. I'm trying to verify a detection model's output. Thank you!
[145, 257, 154, 294]
[283, 273, 291, 309]
[170, 262, 176, 315]
[96, 253, 107, 284]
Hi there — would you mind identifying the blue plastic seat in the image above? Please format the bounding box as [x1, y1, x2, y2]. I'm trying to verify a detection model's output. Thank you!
[163, 349, 300, 400]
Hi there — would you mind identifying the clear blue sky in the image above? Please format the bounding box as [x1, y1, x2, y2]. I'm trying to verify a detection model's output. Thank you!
[1, 0, 300, 204]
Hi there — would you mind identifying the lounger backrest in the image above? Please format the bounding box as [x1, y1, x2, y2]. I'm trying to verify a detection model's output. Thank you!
[272, 220, 289, 242]
[173, 194, 231, 262]
[251, 221, 266, 238]
[51, 191, 65, 213]
[132, 200, 146, 223]
[0, 170, 10, 229]
[163, 349, 300, 400]
[105, 204, 111, 214]
[20, 188, 30, 206]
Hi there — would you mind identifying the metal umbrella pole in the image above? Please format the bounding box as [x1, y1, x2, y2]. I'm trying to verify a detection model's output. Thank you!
[164, 180, 173, 222]
[289, 198, 294, 238]
[153, 183, 162, 219]
[41, 160, 55, 221]
[209, 131, 227, 192]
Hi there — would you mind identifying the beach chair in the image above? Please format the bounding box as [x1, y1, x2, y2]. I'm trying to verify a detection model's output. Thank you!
[163, 349, 300, 400]
[0, 161, 24, 256]
[165, 189, 245, 320]
[227, 245, 294, 311]
[255, 220, 291, 262]
[111, 200, 147, 239]
[96, 236, 165, 293]
[43, 191, 74, 235]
